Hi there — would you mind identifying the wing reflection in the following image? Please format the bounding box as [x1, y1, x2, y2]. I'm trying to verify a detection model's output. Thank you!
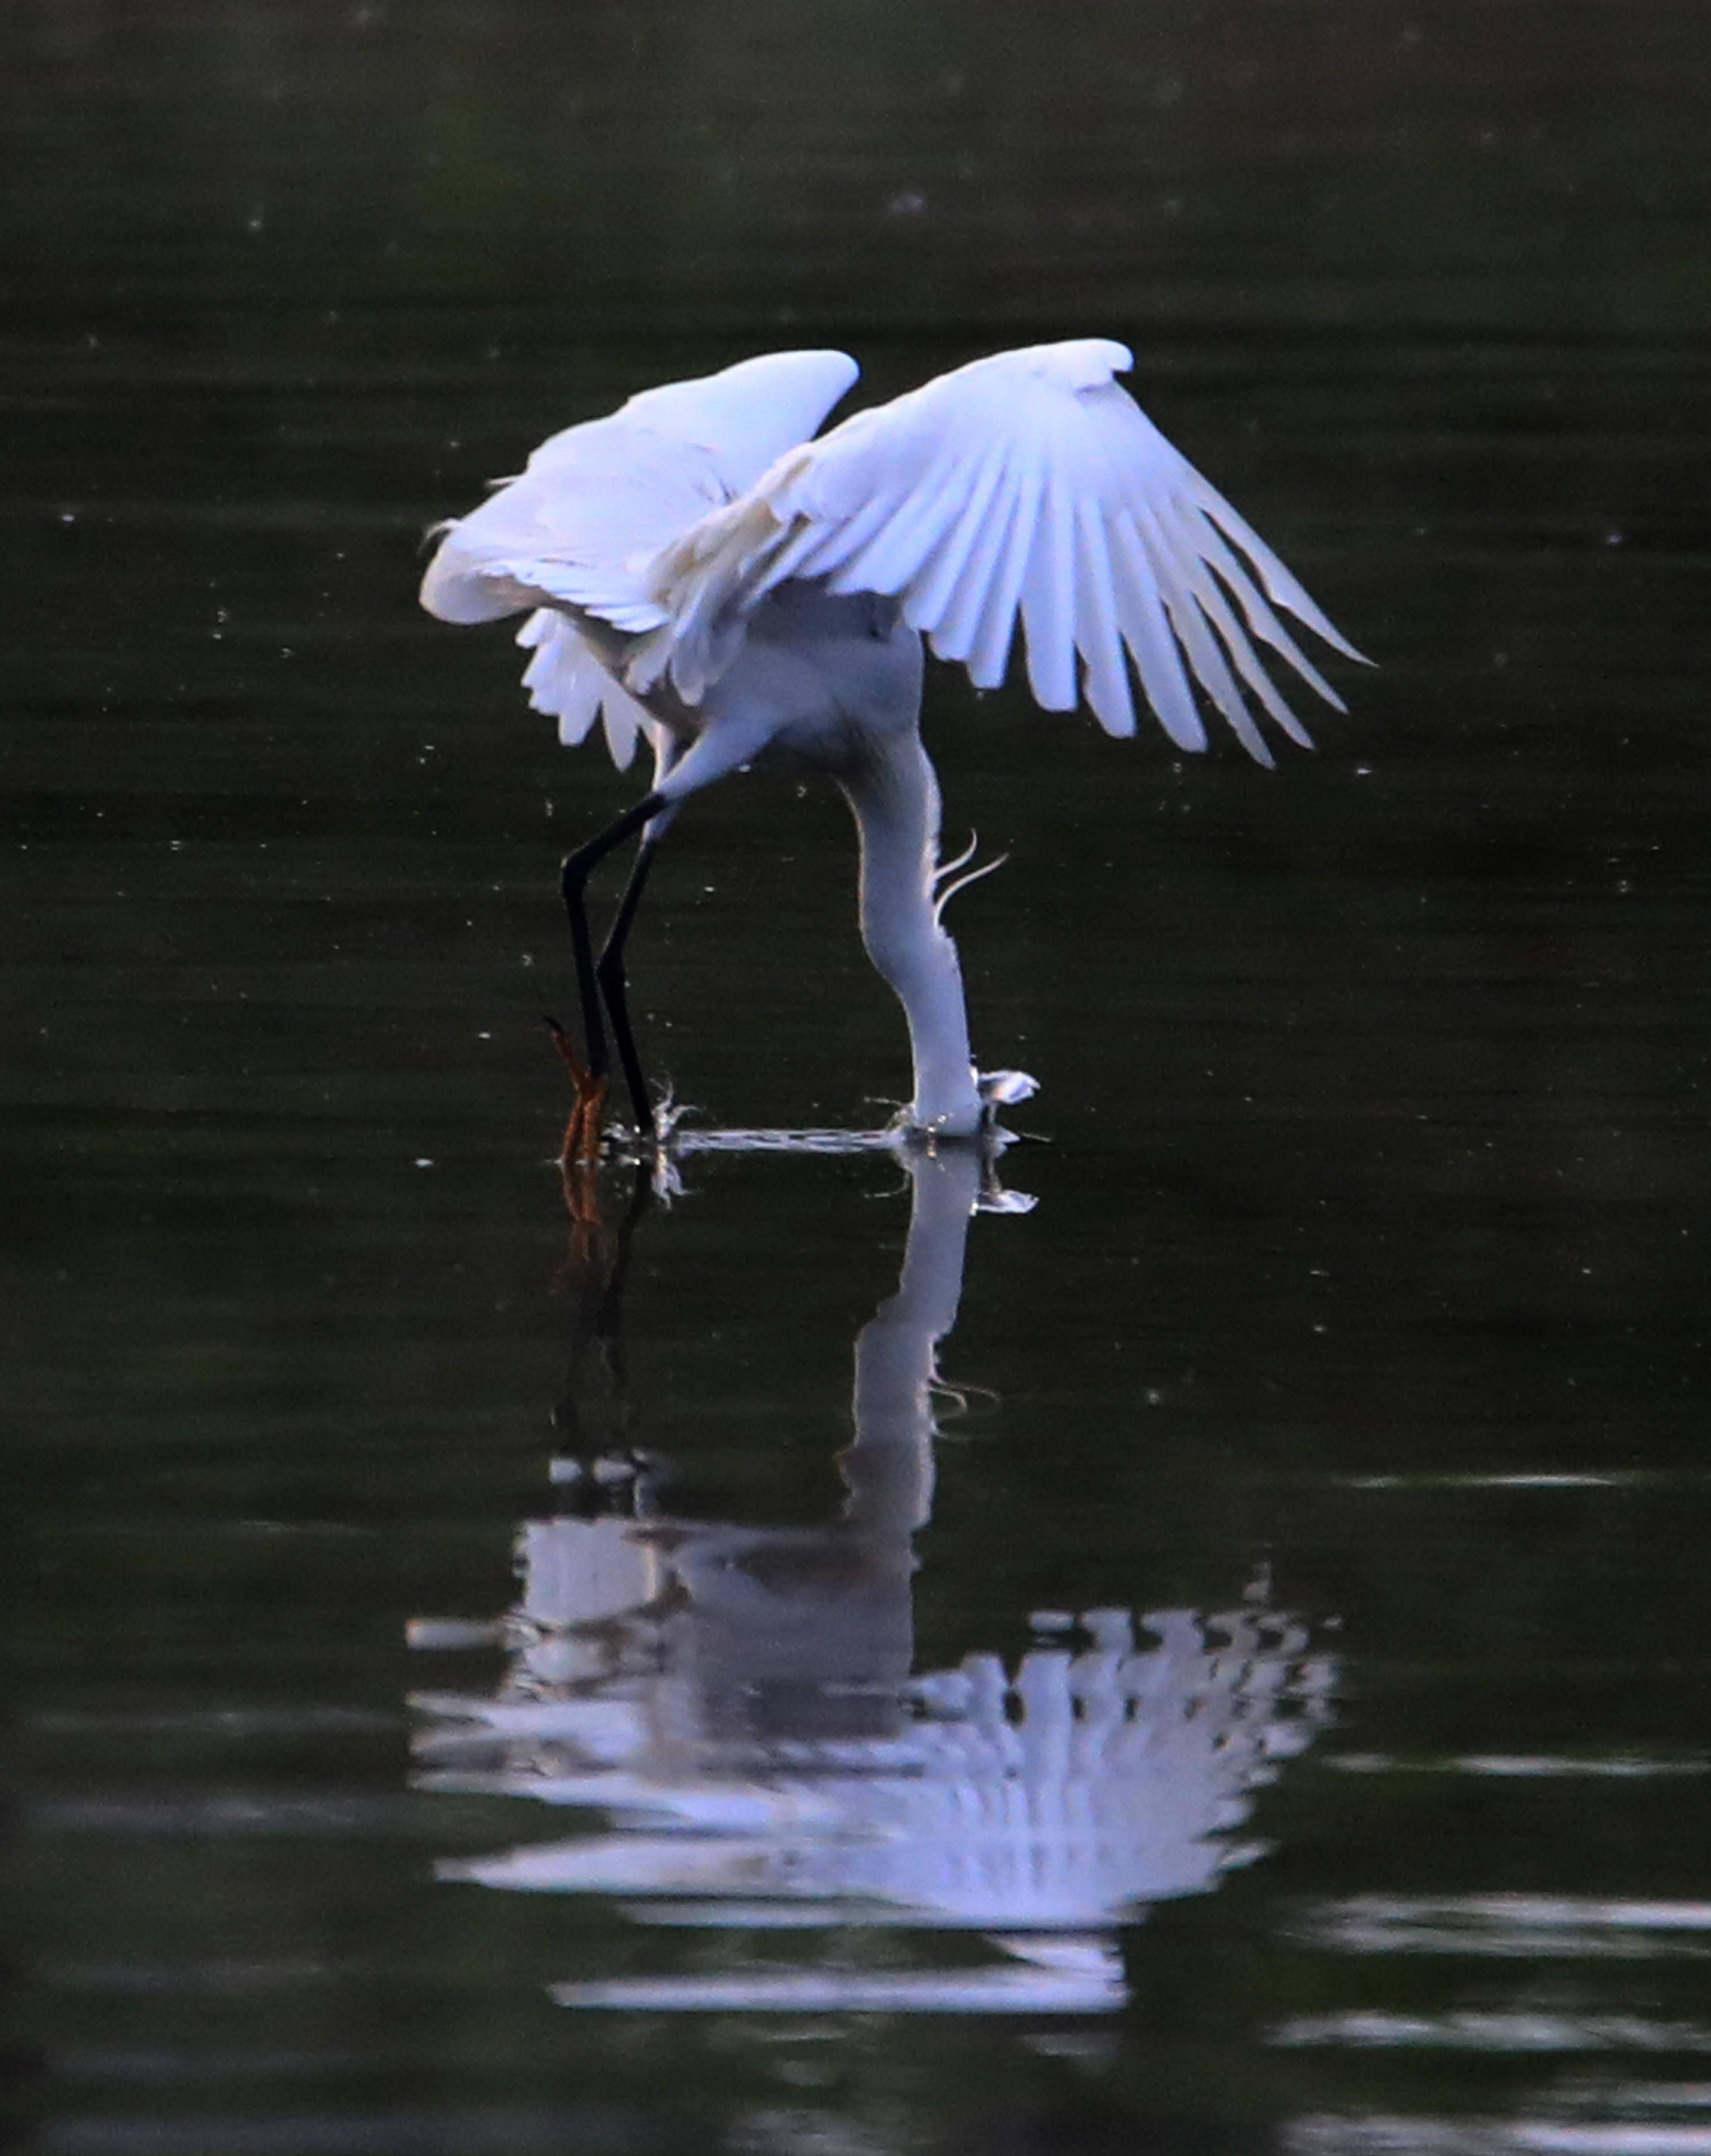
[409, 1142, 1337, 2014]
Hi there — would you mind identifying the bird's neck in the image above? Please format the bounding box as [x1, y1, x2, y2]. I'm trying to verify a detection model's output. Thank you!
[840, 735, 985, 1138]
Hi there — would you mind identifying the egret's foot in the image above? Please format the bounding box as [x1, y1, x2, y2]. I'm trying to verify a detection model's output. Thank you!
[978, 1068, 1038, 1112]
[545, 1016, 610, 1167]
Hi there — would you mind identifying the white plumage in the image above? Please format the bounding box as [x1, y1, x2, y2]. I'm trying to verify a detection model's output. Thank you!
[624, 339, 1360, 758]
[420, 341, 1364, 1137]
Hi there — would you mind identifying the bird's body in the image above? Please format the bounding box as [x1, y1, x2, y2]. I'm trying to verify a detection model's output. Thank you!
[420, 341, 1362, 1140]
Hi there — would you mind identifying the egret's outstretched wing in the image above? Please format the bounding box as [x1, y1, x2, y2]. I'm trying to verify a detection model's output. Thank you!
[621, 340, 1364, 764]
[420, 349, 858, 628]
[418, 351, 861, 777]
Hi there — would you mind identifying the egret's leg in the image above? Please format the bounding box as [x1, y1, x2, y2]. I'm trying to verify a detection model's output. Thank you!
[557, 792, 665, 1157]
[595, 839, 659, 1134]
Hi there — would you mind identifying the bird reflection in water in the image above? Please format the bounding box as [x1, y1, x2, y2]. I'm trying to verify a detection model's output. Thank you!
[408, 1141, 1337, 2014]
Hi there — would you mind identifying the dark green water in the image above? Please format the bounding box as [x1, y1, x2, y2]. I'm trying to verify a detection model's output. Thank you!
[6, 2, 1711, 2150]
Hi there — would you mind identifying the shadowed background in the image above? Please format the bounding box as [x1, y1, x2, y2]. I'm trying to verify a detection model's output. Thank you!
[3, 2, 1710, 2151]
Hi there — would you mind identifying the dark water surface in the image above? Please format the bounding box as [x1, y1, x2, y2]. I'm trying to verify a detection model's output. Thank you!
[6, 2, 1711, 2150]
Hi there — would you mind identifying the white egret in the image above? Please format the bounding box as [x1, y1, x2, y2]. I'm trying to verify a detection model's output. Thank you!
[419, 340, 1364, 1147]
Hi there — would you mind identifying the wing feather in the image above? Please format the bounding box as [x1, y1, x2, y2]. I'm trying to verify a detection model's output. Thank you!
[1164, 475, 1349, 712]
[1021, 468, 1079, 712]
[931, 453, 1024, 666]
[1185, 515, 1343, 719]
[1189, 479, 1365, 662]
[964, 441, 1044, 689]
[419, 350, 860, 760]
[841, 467, 967, 601]
[904, 438, 1013, 636]
[1134, 500, 1274, 765]
[630, 339, 1363, 761]
[517, 610, 603, 746]
[600, 679, 654, 772]
[1108, 514, 1208, 754]
[1072, 501, 1136, 737]
[794, 487, 903, 584]
[1191, 570, 1315, 749]
[512, 609, 663, 772]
